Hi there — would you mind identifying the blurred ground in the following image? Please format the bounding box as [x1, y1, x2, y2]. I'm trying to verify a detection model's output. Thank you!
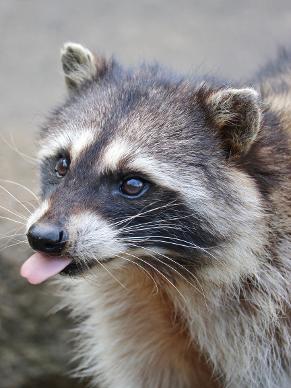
[0, 1, 291, 387]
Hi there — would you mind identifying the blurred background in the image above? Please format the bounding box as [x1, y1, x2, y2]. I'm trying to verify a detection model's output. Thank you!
[0, 1, 291, 387]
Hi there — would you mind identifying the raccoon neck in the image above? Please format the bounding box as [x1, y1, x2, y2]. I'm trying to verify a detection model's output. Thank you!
[59, 248, 289, 388]
[60, 266, 221, 388]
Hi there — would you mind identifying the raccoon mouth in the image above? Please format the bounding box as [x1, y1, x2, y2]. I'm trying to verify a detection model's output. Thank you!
[60, 258, 98, 276]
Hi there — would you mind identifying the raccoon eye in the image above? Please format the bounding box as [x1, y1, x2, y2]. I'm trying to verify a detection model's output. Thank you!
[120, 177, 147, 197]
[55, 157, 70, 178]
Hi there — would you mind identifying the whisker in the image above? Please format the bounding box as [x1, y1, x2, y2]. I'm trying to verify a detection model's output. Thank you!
[0, 224, 24, 237]
[138, 245, 206, 299]
[111, 200, 181, 229]
[120, 252, 159, 294]
[121, 214, 194, 229]
[123, 252, 188, 305]
[0, 204, 28, 221]
[110, 199, 163, 228]
[0, 215, 26, 225]
[0, 223, 18, 232]
[0, 184, 32, 214]
[91, 256, 127, 290]
[125, 236, 222, 265]
[0, 240, 28, 252]
[128, 243, 207, 300]
[0, 133, 38, 164]
[122, 217, 192, 230]
[128, 234, 212, 252]
[77, 257, 98, 285]
[22, 201, 37, 211]
[0, 179, 39, 203]
[0, 224, 28, 250]
[122, 224, 188, 234]
[0, 233, 26, 241]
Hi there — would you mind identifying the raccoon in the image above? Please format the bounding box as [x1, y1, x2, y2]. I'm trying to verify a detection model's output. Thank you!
[21, 42, 290, 388]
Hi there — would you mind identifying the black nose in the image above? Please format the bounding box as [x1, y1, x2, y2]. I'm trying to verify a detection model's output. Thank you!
[27, 223, 68, 255]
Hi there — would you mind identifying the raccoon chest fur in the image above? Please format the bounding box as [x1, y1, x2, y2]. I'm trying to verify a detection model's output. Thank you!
[61, 266, 222, 388]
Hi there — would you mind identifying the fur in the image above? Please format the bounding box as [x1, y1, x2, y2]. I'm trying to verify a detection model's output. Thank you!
[27, 43, 291, 387]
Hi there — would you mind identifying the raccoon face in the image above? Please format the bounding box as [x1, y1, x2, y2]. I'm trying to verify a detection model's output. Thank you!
[23, 43, 263, 284]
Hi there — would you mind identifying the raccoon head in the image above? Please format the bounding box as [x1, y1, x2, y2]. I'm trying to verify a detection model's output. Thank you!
[21, 43, 264, 286]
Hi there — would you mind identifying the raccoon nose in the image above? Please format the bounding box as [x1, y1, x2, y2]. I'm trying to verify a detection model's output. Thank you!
[27, 223, 68, 255]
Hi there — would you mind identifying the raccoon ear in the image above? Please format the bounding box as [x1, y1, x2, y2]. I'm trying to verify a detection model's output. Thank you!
[205, 87, 261, 155]
[60, 42, 108, 92]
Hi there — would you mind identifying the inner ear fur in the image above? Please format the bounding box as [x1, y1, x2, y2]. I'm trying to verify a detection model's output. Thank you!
[61, 42, 109, 92]
[204, 87, 262, 156]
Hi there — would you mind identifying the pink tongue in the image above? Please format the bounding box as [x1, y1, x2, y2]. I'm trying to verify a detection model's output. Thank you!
[20, 252, 72, 285]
